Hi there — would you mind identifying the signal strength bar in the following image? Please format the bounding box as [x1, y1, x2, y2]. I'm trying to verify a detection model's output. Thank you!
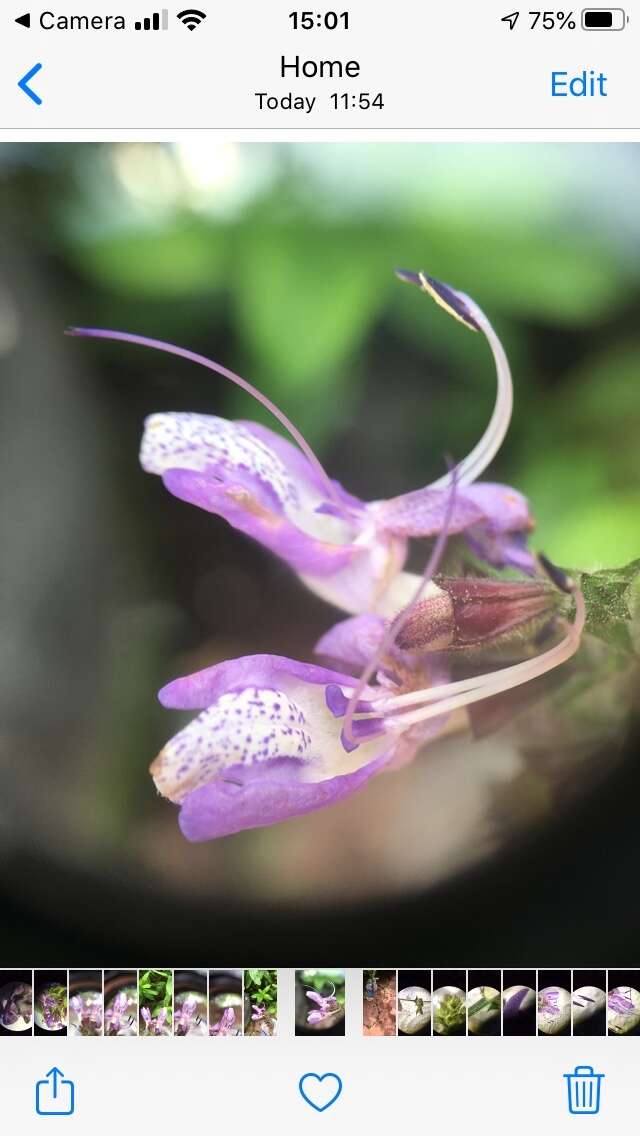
[134, 9, 169, 30]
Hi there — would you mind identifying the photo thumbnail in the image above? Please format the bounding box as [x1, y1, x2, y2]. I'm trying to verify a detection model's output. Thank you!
[537, 970, 571, 1036]
[397, 971, 432, 1036]
[139, 969, 172, 1036]
[68, 970, 103, 1036]
[209, 970, 242, 1036]
[295, 969, 345, 1036]
[572, 971, 607, 1036]
[0, 971, 33, 1036]
[244, 970, 277, 1036]
[174, 970, 207, 1036]
[607, 972, 640, 1036]
[433, 971, 467, 1036]
[502, 972, 536, 1036]
[104, 972, 138, 1036]
[363, 970, 396, 1037]
[467, 971, 501, 1036]
[34, 970, 67, 1035]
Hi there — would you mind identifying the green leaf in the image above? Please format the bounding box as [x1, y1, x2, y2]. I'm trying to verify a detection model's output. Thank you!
[579, 559, 640, 656]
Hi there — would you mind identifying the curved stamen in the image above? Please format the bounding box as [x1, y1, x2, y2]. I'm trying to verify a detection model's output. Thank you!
[341, 465, 458, 746]
[376, 588, 585, 729]
[396, 270, 513, 489]
[65, 327, 344, 512]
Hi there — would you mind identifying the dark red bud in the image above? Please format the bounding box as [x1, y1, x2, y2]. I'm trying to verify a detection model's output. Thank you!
[395, 578, 560, 653]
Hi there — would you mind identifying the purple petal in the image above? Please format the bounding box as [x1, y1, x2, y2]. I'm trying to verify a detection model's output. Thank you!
[153, 656, 390, 805]
[141, 412, 312, 513]
[375, 482, 532, 542]
[162, 466, 359, 578]
[177, 753, 390, 841]
[373, 486, 484, 538]
[158, 654, 356, 711]
[239, 420, 363, 511]
[466, 529, 537, 575]
[315, 614, 387, 669]
[462, 482, 532, 534]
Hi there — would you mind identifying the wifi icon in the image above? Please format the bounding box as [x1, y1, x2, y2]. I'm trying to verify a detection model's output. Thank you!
[177, 8, 206, 29]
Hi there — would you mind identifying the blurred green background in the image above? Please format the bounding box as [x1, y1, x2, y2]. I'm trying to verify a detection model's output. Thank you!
[1, 143, 639, 955]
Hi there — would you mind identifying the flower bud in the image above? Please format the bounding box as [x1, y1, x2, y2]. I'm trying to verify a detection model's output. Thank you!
[395, 577, 560, 653]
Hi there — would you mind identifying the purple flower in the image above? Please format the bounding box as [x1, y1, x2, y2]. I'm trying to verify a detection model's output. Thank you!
[0, 982, 32, 1029]
[306, 987, 340, 1026]
[69, 266, 587, 842]
[251, 1004, 266, 1021]
[151, 562, 584, 841]
[174, 995, 201, 1036]
[69, 993, 103, 1036]
[141, 1005, 169, 1036]
[211, 1006, 237, 1036]
[105, 990, 136, 1036]
[69, 270, 535, 618]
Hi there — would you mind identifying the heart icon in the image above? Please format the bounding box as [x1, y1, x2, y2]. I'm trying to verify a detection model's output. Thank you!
[299, 1072, 343, 1112]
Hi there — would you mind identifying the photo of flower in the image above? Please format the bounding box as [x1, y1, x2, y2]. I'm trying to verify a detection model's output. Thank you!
[173, 970, 207, 1037]
[572, 971, 607, 1036]
[68, 971, 103, 1036]
[34, 971, 67, 1035]
[397, 971, 431, 1036]
[607, 978, 640, 1036]
[138, 969, 172, 1036]
[1, 142, 639, 966]
[209, 970, 242, 1036]
[363, 970, 396, 1036]
[295, 969, 345, 1036]
[104, 972, 138, 1037]
[244, 970, 277, 1036]
[0, 972, 33, 1036]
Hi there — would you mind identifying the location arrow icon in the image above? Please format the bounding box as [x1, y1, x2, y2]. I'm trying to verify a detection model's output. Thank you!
[501, 11, 519, 29]
[18, 62, 42, 105]
[15, 12, 31, 27]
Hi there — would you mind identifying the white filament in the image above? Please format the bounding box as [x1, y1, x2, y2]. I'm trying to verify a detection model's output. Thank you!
[429, 290, 513, 489]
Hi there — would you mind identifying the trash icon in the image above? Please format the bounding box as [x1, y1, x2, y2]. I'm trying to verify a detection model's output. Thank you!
[563, 1065, 604, 1115]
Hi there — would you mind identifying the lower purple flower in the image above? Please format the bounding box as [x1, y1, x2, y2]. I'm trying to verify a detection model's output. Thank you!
[306, 989, 340, 1025]
[152, 573, 584, 841]
[152, 655, 402, 842]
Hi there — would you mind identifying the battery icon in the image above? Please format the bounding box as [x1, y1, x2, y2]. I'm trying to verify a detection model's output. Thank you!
[582, 8, 627, 28]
